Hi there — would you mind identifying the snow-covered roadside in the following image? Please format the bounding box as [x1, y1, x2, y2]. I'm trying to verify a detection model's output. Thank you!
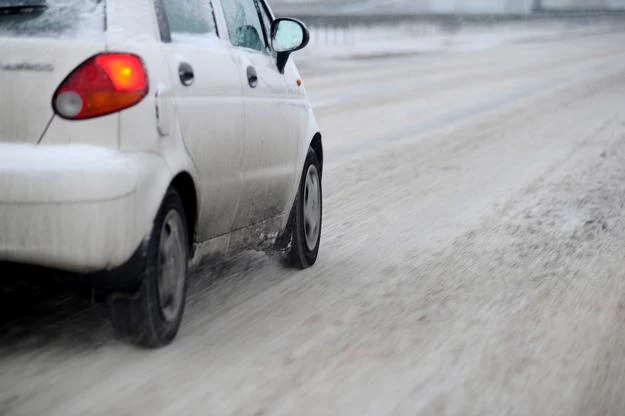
[296, 19, 624, 61]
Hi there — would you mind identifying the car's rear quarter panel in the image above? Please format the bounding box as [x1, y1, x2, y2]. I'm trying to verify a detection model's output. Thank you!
[106, 0, 201, 253]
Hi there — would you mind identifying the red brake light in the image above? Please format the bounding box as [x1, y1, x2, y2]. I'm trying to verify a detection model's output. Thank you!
[53, 53, 149, 120]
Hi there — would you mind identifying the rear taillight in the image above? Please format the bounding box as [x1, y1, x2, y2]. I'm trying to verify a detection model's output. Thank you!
[52, 53, 149, 120]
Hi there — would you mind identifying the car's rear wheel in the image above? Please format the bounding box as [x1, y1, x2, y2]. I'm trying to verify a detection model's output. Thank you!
[288, 147, 323, 268]
[109, 188, 189, 348]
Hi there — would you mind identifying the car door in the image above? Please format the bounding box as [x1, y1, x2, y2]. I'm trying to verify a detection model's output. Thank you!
[159, 0, 246, 240]
[217, 0, 299, 230]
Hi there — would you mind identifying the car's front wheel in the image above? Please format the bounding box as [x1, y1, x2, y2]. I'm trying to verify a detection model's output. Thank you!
[109, 188, 189, 348]
[287, 147, 323, 268]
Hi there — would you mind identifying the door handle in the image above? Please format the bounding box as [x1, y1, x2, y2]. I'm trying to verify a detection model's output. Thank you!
[178, 62, 194, 87]
[247, 66, 258, 88]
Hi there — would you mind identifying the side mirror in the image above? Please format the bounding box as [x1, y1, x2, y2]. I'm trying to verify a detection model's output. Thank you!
[271, 18, 310, 74]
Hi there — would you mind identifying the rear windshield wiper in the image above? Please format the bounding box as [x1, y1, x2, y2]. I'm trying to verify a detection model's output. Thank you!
[0, 1, 47, 15]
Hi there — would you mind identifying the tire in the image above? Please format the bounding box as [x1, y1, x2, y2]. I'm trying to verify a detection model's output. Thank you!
[109, 188, 189, 348]
[288, 147, 323, 269]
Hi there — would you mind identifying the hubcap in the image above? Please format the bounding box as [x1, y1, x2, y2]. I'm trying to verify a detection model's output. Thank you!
[157, 210, 187, 323]
[303, 164, 321, 251]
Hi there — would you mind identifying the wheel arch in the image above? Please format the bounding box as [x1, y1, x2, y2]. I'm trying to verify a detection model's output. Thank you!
[310, 132, 323, 174]
[169, 172, 198, 253]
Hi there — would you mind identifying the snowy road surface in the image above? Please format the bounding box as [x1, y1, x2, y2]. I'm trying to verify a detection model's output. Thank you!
[3, 30, 625, 416]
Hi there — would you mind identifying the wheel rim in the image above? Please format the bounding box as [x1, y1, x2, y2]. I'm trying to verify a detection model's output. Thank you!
[157, 210, 187, 323]
[303, 164, 321, 251]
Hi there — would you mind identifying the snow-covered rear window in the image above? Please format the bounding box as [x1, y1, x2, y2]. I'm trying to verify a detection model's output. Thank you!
[0, 0, 105, 38]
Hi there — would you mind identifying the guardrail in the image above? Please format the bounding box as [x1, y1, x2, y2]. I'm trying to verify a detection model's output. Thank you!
[276, 10, 625, 51]
[277, 10, 625, 27]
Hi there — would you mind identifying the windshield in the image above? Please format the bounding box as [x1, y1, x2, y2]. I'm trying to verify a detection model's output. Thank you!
[0, 0, 104, 38]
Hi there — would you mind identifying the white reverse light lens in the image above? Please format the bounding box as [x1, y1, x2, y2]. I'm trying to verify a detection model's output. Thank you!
[55, 91, 83, 118]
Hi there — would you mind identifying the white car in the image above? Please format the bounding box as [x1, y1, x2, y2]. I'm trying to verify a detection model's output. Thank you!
[0, 0, 323, 347]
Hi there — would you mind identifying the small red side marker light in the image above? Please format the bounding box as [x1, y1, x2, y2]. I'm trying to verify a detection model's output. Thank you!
[297, 79, 302, 87]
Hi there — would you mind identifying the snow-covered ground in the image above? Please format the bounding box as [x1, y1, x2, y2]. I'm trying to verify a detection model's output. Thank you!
[3, 26, 625, 416]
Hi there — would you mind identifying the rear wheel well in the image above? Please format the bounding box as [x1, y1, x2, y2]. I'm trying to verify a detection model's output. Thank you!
[170, 172, 197, 251]
[310, 133, 323, 173]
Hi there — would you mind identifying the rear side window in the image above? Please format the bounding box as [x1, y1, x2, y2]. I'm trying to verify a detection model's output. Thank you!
[162, 0, 216, 35]
[0, 0, 105, 38]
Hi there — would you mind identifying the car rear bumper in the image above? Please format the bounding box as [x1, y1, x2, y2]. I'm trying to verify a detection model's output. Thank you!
[0, 143, 170, 273]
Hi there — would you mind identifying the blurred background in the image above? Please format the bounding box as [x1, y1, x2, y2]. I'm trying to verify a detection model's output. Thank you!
[271, 0, 625, 14]
[266, 0, 625, 61]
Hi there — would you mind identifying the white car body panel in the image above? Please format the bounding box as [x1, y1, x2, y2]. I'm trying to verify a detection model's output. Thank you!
[161, 35, 246, 240]
[281, 58, 322, 229]
[0, 0, 322, 275]
[230, 47, 300, 230]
